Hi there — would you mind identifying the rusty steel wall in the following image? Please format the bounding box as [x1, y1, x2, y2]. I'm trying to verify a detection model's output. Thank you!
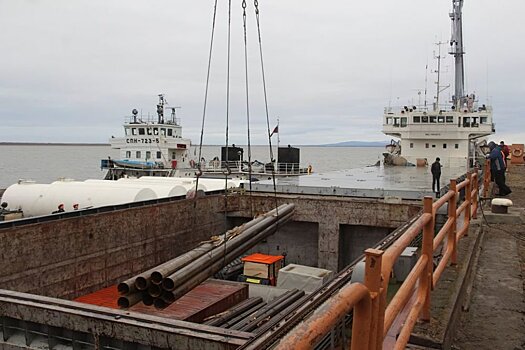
[232, 194, 420, 272]
[0, 195, 227, 300]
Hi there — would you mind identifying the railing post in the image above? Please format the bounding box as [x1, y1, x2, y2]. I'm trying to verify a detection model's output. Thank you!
[483, 159, 491, 198]
[421, 196, 434, 322]
[363, 248, 383, 350]
[472, 170, 478, 219]
[464, 172, 472, 236]
[449, 179, 458, 265]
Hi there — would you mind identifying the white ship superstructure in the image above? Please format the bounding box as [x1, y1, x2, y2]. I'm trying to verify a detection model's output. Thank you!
[382, 0, 494, 168]
[102, 95, 195, 179]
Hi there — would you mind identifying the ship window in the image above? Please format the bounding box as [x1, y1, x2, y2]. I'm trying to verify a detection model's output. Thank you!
[400, 117, 407, 127]
[410, 143, 414, 148]
[172, 152, 176, 159]
[432, 144, 436, 148]
[168, 128, 173, 136]
[425, 143, 429, 149]
[136, 151, 141, 158]
[463, 117, 471, 127]
[393, 117, 400, 127]
[146, 151, 151, 160]
[422, 116, 429, 123]
[472, 117, 479, 127]
[161, 128, 166, 136]
[138, 128, 145, 135]
[446, 116, 454, 123]
[126, 151, 131, 158]
[443, 143, 447, 149]
[125, 128, 130, 136]
[147, 128, 152, 135]
[430, 116, 437, 123]
[455, 144, 459, 149]
[153, 128, 159, 135]
[132, 128, 137, 135]
[386, 117, 392, 125]
[438, 116, 445, 123]
[157, 151, 162, 159]
[413, 116, 421, 123]
[480, 116, 488, 124]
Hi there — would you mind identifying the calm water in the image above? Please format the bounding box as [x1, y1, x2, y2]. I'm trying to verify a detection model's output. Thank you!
[0, 144, 384, 189]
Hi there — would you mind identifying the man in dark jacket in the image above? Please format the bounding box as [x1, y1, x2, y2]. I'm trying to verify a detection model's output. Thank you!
[488, 142, 512, 196]
[431, 157, 442, 197]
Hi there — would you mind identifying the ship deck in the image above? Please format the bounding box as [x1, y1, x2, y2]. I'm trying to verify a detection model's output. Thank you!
[251, 165, 468, 200]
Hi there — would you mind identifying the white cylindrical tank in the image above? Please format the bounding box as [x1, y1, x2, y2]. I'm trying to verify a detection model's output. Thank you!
[135, 176, 239, 191]
[85, 179, 187, 198]
[1, 181, 157, 217]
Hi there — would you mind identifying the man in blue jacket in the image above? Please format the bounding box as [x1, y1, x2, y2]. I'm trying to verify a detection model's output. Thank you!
[488, 141, 512, 196]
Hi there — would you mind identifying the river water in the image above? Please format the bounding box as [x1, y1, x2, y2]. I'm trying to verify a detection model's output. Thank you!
[0, 144, 384, 189]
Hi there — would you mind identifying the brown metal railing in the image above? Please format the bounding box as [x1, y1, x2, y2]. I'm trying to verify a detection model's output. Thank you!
[276, 162, 489, 350]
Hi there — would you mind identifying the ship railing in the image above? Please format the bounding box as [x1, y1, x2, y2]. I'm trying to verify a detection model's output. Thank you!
[384, 103, 492, 115]
[204, 161, 308, 175]
[123, 115, 181, 126]
[276, 162, 488, 350]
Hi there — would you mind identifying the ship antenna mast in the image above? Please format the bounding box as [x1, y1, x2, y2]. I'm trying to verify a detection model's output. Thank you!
[433, 41, 450, 112]
[449, 0, 465, 109]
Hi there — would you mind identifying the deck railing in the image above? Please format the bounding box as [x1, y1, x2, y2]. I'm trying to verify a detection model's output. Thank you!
[276, 162, 487, 350]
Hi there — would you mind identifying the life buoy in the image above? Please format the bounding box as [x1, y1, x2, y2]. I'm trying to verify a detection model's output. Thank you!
[189, 159, 196, 168]
[512, 148, 523, 158]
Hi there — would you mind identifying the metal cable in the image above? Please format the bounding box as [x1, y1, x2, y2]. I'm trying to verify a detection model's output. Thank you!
[242, 0, 254, 216]
[194, 0, 219, 202]
[253, 0, 279, 218]
[222, 0, 232, 269]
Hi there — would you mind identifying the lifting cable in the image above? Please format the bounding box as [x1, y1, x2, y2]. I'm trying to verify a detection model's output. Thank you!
[194, 0, 219, 205]
[242, 0, 254, 217]
[253, 0, 280, 217]
[222, 0, 233, 269]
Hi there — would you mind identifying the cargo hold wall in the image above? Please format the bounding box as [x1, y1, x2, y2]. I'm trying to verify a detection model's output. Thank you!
[0, 195, 226, 300]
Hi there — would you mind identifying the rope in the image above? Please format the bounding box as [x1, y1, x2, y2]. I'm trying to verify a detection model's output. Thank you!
[253, 0, 280, 218]
[242, 0, 254, 217]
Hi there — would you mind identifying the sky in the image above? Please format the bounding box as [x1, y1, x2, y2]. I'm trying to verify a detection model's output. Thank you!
[0, 0, 524, 145]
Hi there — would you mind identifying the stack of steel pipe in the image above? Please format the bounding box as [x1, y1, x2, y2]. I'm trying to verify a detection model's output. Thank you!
[206, 289, 305, 331]
[117, 203, 295, 309]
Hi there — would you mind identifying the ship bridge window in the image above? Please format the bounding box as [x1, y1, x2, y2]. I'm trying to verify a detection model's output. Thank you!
[430, 116, 437, 123]
[126, 151, 131, 158]
[138, 128, 145, 135]
[422, 116, 429, 123]
[386, 117, 392, 125]
[168, 128, 173, 136]
[153, 128, 159, 135]
[472, 117, 479, 127]
[136, 151, 141, 158]
[146, 151, 151, 160]
[446, 116, 454, 123]
[147, 128, 152, 135]
[400, 117, 407, 127]
[463, 117, 471, 127]
[393, 117, 401, 127]
[413, 116, 421, 123]
[161, 128, 166, 136]
[480, 116, 488, 124]
[438, 116, 445, 123]
[132, 128, 137, 135]
[125, 128, 131, 136]
[157, 151, 162, 159]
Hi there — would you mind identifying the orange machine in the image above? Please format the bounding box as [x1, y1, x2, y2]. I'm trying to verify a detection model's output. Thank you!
[510, 144, 524, 164]
[238, 253, 284, 286]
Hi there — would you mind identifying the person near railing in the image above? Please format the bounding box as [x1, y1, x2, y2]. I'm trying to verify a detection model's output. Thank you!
[431, 157, 442, 197]
[487, 141, 512, 196]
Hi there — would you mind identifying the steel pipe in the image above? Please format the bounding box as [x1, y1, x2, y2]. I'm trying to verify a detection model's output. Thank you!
[204, 297, 263, 326]
[117, 292, 143, 309]
[117, 279, 137, 295]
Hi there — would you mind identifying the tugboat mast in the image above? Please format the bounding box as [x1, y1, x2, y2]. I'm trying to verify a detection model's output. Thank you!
[450, 0, 465, 109]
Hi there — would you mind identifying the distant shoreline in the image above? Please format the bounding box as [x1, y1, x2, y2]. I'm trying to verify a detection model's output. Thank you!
[0, 142, 386, 147]
[0, 142, 110, 146]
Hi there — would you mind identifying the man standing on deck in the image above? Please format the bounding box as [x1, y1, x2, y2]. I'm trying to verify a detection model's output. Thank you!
[488, 142, 512, 196]
[431, 157, 442, 197]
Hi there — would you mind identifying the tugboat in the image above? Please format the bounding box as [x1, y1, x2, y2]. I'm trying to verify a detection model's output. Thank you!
[382, 0, 494, 169]
[101, 94, 196, 179]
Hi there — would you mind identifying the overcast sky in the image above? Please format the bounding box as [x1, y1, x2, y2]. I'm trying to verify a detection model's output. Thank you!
[1, 0, 524, 145]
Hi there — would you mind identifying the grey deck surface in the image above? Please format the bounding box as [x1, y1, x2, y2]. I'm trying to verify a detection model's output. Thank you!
[251, 166, 467, 200]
